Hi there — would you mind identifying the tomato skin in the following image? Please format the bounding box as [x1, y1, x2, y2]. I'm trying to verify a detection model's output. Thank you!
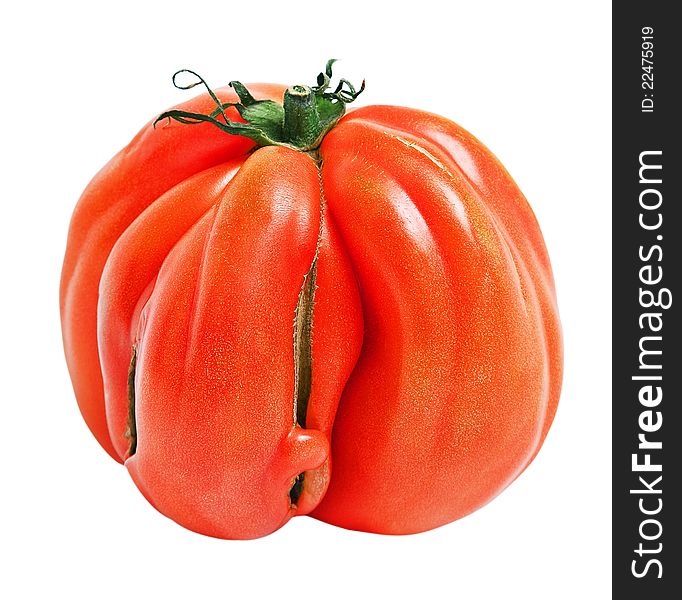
[61, 89, 561, 539]
[98, 160, 246, 461]
[311, 108, 562, 533]
[123, 148, 322, 538]
[60, 84, 286, 461]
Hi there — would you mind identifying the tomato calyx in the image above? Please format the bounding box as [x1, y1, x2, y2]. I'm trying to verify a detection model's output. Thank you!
[154, 60, 365, 152]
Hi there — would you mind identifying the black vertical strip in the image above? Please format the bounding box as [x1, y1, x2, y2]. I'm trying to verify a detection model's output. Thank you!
[613, 4, 681, 595]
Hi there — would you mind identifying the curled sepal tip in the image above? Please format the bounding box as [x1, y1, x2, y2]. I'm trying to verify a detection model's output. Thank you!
[154, 61, 365, 152]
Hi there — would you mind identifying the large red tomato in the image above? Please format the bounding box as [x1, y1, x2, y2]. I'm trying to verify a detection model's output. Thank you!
[60, 63, 562, 539]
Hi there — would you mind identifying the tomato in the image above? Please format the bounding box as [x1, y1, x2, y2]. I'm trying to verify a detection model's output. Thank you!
[60, 63, 562, 539]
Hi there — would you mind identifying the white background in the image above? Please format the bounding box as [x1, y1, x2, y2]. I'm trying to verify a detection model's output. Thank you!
[0, 1, 611, 598]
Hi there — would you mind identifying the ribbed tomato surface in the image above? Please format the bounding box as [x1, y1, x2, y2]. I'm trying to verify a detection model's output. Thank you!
[61, 84, 562, 539]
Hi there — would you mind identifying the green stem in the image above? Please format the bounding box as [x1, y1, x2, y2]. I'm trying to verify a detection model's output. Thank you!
[154, 60, 365, 152]
[283, 85, 320, 149]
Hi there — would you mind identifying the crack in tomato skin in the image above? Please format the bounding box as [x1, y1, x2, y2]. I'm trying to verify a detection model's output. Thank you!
[289, 256, 317, 508]
[288, 472, 305, 507]
[288, 149, 329, 510]
[125, 346, 137, 457]
[292, 239, 319, 430]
